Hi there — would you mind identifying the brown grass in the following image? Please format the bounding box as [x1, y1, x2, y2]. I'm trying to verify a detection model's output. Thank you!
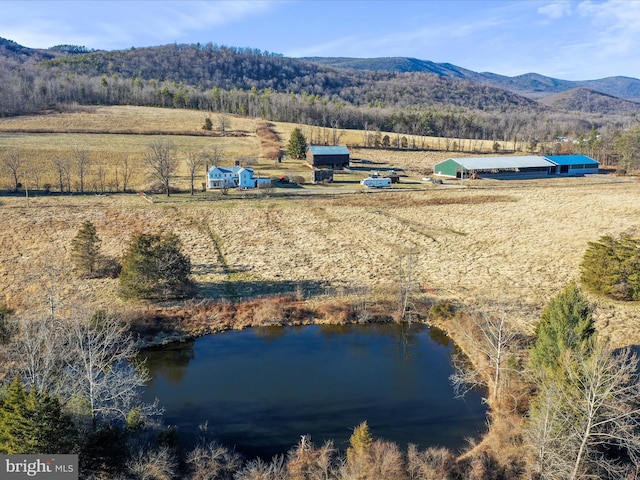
[1, 107, 640, 349]
[2, 178, 639, 347]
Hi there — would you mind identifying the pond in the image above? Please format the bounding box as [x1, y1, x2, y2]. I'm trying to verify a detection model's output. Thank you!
[141, 323, 487, 459]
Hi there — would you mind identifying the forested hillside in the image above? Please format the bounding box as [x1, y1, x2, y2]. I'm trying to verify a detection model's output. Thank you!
[540, 88, 640, 115]
[303, 55, 640, 101]
[0, 39, 638, 150]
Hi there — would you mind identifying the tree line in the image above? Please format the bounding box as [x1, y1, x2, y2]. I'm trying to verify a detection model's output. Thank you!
[0, 136, 229, 195]
[1, 41, 639, 163]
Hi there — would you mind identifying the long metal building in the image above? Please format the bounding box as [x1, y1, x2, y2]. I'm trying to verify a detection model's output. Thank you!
[433, 154, 599, 179]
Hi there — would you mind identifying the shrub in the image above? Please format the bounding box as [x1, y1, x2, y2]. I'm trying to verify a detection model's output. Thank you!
[119, 232, 195, 300]
[70, 220, 101, 277]
[530, 283, 595, 372]
[581, 233, 640, 301]
[0, 302, 15, 344]
[430, 301, 455, 320]
[290, 175, 306, 185]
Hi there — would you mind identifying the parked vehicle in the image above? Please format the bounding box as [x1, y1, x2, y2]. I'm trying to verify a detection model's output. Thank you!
[360, 176, 392, 188]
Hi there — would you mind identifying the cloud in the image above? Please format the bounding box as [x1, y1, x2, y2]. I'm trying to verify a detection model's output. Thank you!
[0, 0, 280, 49]
[578, 0, 640, 35]
[288, 14, 507, 58]
[154, 1, 277, 35]
[538, 1, 572, 20]
[575, 0, 640, 64]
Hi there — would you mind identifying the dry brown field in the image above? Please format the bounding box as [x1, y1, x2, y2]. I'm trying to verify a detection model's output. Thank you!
[0, 106, 515, 192]
[1, 106, 639, 347]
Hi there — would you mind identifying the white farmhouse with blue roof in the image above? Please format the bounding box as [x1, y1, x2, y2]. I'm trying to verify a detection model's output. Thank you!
[207, 164, 271, 189]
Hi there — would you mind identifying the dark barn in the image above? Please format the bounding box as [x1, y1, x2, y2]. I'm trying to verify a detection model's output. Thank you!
[313, 169, 334, 183]
[306, 146, 350, 169]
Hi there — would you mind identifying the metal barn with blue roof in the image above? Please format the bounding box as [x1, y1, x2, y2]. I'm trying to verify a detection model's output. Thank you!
[545, 155, 600, 175]
[433, 154, 599, 179]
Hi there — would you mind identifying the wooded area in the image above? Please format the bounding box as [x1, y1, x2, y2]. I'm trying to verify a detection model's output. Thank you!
[1, 40, 638, 168]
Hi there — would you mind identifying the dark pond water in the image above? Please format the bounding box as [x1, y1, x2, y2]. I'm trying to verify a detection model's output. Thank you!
[141, 323, 486, 459]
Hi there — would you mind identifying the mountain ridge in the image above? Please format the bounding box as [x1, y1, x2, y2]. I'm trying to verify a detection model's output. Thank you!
[300, 56, 640, 101]
[2, 36, 639, 127]
[2, 36, 637, 102]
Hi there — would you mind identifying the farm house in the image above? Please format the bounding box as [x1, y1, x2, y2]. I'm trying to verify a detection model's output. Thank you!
[207, 165, 271, 189]
[433, 155, 599, 179]
[306, 146, 350, 169]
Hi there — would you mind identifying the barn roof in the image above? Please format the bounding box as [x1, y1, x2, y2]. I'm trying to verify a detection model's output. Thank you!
[545, 155, 599, 166]
[443, 156, 555, 170]
[307, 146, 350, 155]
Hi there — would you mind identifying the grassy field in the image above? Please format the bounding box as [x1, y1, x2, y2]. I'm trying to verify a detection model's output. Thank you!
[0, 105, 515, 192]
[1, 106, 639, 347]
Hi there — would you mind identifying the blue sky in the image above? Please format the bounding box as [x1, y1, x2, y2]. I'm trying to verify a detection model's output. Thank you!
[2, 0, 639, 81]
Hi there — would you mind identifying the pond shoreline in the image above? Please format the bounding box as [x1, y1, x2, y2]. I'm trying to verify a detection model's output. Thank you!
[128, 295, 421, 350]
[139, 318, 487, 459]
[129, 294, 504, 462]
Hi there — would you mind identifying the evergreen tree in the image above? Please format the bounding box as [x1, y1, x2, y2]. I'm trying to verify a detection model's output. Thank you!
[119, 232, 194, 300]
[346, 421, 373, 467]
[286, 127, 307, 159]
[529, 284, 595, 373]
[0, 377, 77, 454]
[581, 233, 640, 301]
[70, 220, 101, 277]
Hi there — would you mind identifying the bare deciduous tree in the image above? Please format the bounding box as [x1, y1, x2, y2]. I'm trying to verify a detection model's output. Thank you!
[450, 307, 518, 404]
[52, 156, 70, 193]
[72, 146, 91, 193]
[10, 315, 64, 394]
[30, 256, 68, 321]
[186, 149, 203, 195]
[407, 444, 456, 480]
[144, 137, 177, 196]
[201, 144, 225, 171]
[285, 435, 337, 480]
[235, 455, 286, 480]
[397, 247, 417, 323]
[187, 441, 242, 480]
[217, 114, 229, 133]
[62, 311, 157, 427]
[128, 446, 177, 480]
[525, 341, 640, 480]
[2, 150, 23, 191]
[120, 153, 134, 192]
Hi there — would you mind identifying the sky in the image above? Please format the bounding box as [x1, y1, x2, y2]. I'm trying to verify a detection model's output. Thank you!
[1, 0, 639, 81]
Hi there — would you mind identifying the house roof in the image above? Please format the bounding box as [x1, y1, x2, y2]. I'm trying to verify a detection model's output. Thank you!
[441, 156, 555, 171]
[544, 155, 599, 166]
[307, 146, 350, 155]
[209, 166, 232, 174]
[208, 165, 254, 174]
